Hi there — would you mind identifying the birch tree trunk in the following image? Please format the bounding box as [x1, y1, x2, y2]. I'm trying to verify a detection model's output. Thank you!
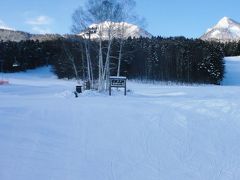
[117, 39, 124, 77]
[102, 39, 113, 90]
[84, 36, 95, 89]
[98, 39, 104, 91]
[62, 42, 80, 84]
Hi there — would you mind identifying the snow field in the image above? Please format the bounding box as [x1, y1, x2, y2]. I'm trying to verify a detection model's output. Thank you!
[222, 56, 240, 86]
[0, 57, 240, 180]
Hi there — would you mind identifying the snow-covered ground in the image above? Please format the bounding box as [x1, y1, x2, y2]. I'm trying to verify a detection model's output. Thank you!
[222, 56, 240, 86]
[1, 58, 240, 180]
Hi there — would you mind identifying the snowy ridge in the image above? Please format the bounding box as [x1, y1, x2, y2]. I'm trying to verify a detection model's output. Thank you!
[0, 28, 62, 42]
[0, 22, 152, 42]
[201, 17, 240, 42]
[79, 21, 152, 40]
[0, 29, 31, 42]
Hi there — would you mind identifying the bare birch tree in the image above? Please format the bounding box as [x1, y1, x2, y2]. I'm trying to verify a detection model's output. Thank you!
[72, 0, 142, 91]
[61, 41, 81, 84]
[72, 7, 94, 88]
[115, 0, 146, 77]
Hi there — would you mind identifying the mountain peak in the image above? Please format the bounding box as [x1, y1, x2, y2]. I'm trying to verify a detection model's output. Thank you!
[79, 21, 152, 40]
[215, 17, 236, 29]
[201, 17, 240, 42]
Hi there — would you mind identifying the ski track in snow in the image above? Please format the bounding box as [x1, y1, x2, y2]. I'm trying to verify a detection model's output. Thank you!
[0, 58, 240, 180]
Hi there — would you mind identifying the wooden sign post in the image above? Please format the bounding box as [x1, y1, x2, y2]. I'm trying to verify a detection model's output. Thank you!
[109, 76, 127, 96]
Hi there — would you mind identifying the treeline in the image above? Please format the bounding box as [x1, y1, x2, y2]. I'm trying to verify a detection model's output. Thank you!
[120, 37, 224, 84]
[0, 37, 228, 84]
[223, 41, 240, 57]
[0, 40, 47, 71]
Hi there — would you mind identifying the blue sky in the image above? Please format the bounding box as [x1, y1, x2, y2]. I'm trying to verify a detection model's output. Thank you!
[0, 0, 239, 38]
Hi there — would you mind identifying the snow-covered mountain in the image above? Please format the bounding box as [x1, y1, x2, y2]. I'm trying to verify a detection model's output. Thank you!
[201, 17, 240, 42]
[0, 28, 62, 42]
[79, 21, 152, 40]
[0, 22, 152, 42]
[0, 29, 31, 42]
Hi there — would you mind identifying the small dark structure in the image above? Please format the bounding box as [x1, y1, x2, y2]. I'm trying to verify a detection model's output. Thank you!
[109, 76, 127, 96]
[76, 85, 82, 93]
[74, 85, 82, 98]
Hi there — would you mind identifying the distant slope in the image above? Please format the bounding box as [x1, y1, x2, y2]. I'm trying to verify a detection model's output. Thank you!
[78, 21, 152, 40]
[0, 29, 31, 42]
[0, 29, 62, 42]
[0, 21, 152, 42]
[201, 17, 240, 42]
[222, 56, 240, 85]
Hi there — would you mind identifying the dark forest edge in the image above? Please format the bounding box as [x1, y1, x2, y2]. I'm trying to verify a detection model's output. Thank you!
[0, 36, 239, 85]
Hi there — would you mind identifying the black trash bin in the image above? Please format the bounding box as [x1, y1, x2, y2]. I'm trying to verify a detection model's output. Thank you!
[76, 86, 82, 93]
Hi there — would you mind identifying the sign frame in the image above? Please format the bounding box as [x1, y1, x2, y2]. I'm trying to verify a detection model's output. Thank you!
[109, 76, 127, 96]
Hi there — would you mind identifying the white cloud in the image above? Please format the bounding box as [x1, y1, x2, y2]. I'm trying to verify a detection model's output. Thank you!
[26, 15, 52, 25]
[32, 26, 51, 34]
[25, 15, 53, 34]
[0, 19, 14, 30]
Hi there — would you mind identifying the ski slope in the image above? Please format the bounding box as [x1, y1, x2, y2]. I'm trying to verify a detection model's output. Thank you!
[0, 58, 240, 180]
[222, 56, 240, 85]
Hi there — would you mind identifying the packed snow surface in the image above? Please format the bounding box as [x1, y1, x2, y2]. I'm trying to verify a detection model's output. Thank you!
[222, 56, 240, 86]
[1, 58, 240, 180]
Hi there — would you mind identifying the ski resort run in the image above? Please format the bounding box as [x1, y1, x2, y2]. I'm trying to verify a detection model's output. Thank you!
[0, 57, 240, 180]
